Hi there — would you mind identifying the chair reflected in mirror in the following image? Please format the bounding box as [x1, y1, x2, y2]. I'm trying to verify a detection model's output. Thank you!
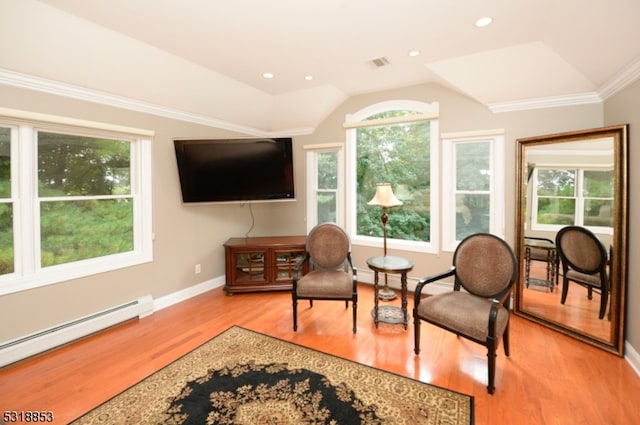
[555, 226, 609, 320]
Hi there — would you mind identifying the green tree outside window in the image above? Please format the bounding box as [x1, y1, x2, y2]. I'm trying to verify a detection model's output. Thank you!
[0, 127, 13, 274]
[37, 132, 133, 267]
[356, 111, 430, 242]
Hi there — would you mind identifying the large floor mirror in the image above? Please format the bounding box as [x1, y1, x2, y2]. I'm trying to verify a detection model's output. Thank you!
[514, 125, 628, 355]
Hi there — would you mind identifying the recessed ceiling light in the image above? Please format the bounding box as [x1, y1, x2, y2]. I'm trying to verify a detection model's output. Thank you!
[475, 17, 493, 27]
[262, 72, 274, 79]
[305, 75, 313, 81]
[408, 50, 420, 57]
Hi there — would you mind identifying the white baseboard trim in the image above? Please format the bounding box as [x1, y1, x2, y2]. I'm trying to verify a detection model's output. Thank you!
[153, 276, 225, 312]
[0, 296, 153, 368]
[625, 341, 640, 377]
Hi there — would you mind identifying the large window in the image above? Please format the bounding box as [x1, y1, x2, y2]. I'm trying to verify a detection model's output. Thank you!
[442, 133, 505, 250]
[305, 144, 344, 231]
[0, 110, 153, 295]
[532, 167, 613, 231]
[346, 100, 439, 253]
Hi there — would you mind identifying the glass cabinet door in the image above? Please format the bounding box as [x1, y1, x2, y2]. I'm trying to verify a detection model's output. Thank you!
[274, 248, 305, 282]
[234, 250, 267, 283]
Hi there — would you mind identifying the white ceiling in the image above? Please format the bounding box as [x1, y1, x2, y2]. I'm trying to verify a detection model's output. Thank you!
[4, 0, 640, 134]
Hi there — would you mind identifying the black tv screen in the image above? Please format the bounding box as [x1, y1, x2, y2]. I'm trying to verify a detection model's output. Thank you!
[174, 137, 295, 203]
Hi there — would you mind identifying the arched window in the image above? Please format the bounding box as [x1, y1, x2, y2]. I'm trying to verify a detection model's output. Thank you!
[345, 100, 439, 253]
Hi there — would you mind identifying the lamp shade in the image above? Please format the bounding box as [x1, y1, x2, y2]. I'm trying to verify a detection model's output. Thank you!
[368, 183, 403, 207]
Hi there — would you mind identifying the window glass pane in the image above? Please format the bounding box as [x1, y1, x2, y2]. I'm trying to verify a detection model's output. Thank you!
[584, 199, 613, 227]
[583, 170, 613, 198]
[536, 169, 575, 196]
[0, 127, 10, 198]
[38, 132, 131, 197]
[356, 113, 430, 242]
[0, 127, 12, 275]
[456, 193, 490, 240]
[317, 192, 337, 223]
[40, 199, 133, 266]
[537, 198, 575, 224]
[0, 203, 13, 275]
[456, 142, 490, 191]
[317, 152, 337, 190]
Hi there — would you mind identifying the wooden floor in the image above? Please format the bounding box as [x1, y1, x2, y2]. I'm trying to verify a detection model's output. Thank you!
[1, 284, 639, 424]
[522, 262, 611, 340]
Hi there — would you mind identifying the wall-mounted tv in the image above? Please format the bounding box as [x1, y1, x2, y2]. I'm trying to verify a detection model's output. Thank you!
[174, 137, 295, 204]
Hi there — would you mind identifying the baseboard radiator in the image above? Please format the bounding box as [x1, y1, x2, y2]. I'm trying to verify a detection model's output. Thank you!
[0, 295, 153, 368]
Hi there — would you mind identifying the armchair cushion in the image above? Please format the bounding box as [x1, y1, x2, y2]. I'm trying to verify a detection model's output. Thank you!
[296, 270, 354, 298]
[566, 269, 605, 287]
[417, 292, 510, 342]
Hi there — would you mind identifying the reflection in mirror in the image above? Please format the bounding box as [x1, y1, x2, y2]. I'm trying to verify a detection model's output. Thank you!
[515, 125, 628, 356]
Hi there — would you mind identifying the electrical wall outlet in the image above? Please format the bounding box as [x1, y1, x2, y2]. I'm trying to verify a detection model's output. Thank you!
[195, 264, 201, 274]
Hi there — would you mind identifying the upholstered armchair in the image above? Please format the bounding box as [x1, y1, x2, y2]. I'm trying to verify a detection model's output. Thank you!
[555, 226, 609, 319]
[292, 223, 358, 333]
[413, 233, 518, 394]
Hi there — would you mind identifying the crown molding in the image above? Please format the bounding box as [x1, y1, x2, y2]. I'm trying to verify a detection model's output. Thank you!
[488, 57, 640, 113]
[487, 92, 602, 114]
[0, 68, 313, 137]
[598, 57, 640, 100]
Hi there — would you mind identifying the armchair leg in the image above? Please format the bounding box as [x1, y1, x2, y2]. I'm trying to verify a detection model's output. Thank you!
[292, 297, 298, 332]
[413, 316, 421, 355]
[487, 346, 497, 394]
[560, 277, 569, 305]
[599, 289, 608, 320]
[352, 298, 358, 334]
[503, 323, 510, 357]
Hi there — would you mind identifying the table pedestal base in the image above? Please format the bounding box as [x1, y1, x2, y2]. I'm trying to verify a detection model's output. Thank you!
[377, 285, 396, 300]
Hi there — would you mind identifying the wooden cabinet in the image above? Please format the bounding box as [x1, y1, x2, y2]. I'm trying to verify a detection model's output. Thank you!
[223, 236, 307, 294]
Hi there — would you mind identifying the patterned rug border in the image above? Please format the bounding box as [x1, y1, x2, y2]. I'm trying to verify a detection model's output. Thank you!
[73, 325, 474, 424]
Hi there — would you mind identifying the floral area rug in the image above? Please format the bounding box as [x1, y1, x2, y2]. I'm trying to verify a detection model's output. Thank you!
[72, 326, 473, 424]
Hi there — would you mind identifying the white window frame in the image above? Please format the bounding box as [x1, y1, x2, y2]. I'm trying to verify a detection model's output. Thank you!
[0, 108, 153, 296]
[345, 100, 439, 254]
[304, 143, 344, 232]
[531, 166, 614, 235]
[442, 131, 505, 252]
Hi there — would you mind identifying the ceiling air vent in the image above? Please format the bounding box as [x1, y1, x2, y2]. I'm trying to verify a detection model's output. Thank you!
[371, 57, 390, 67]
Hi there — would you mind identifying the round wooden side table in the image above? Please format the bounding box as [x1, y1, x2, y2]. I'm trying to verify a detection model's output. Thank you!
[366, 255, 414, 329]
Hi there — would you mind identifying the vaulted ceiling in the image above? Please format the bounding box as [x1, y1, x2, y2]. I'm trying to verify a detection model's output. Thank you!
[3, 0, 640, 134]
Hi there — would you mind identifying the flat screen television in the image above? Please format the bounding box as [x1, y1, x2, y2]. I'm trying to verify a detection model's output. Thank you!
[174, 137, 295, 204]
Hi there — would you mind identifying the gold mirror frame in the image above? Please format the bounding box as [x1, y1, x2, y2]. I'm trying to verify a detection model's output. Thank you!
[514, 125, 628, 355]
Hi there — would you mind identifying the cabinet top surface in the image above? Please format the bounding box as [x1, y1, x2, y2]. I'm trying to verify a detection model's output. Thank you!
[224, 235, 306, 247]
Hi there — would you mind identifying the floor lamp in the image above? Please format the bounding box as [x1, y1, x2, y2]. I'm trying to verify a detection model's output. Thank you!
[368, 183, 403, 300]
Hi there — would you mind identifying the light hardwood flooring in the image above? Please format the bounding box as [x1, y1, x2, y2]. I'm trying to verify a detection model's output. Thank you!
[0, 284, 639, 424]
